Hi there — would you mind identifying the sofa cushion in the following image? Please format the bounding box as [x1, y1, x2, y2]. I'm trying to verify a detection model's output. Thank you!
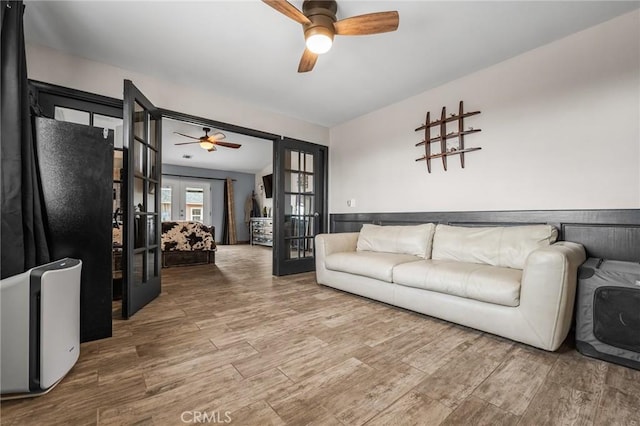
[356, 223, 436, 259]
[325, 251, 420, 283]
[432, 224, 558, 269]
[394, 259, 522, 307]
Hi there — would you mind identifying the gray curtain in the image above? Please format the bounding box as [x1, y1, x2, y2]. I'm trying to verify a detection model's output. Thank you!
[1, 1, 50, 278]
[222, 180, 230, 244]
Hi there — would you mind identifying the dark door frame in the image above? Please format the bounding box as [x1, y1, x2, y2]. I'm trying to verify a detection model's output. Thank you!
[122, 80, 163, 318]
[273, 137, 329, 276]
[159, 109, 280, 143]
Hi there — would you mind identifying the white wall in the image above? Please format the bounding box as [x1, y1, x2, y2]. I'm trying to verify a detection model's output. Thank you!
[255, 163, 274, 216]
[330, 11, 640, 214]
[26, 43, 329, 146]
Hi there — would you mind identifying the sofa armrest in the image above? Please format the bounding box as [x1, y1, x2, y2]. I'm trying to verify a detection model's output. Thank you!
[315, 233, 359, 284]
[315, 233, 359, 257]
[519, 241, 586, 350]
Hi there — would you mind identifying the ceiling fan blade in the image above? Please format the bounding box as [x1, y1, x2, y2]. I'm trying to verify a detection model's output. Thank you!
[207, 132, 226, 143]
[174, 141, 202, 146]
[214, 141, 242, 149]
[298, 48, 318, 73]
[173, 132, 200, 140]
[262, 0, 310, 25]
[334, 11, 399, 36]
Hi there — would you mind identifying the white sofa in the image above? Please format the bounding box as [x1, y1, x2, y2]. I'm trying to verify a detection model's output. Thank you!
[315, 223, 586, 351]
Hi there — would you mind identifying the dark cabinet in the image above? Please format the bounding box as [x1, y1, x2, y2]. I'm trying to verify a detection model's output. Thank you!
[34, 117, 113, 342]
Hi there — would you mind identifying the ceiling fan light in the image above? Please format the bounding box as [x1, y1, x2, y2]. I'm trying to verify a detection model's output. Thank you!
[304, 23, 334, 55]
[306, 33, 332, 54]
[199, 141, 214, 150]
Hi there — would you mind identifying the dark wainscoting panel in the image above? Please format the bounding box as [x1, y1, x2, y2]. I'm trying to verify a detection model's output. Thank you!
[563, 224, 640, 262]
[330, 209, 640, 262]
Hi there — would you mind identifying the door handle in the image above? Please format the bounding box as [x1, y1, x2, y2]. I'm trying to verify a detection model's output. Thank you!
[314, 212, 319, 217]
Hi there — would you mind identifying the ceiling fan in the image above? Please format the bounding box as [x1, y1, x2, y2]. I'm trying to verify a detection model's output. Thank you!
[263, 0, 399, 73]
[173, 128, 242, 152]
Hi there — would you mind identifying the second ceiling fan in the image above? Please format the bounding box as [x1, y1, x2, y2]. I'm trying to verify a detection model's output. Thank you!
[174, 128, 242, 152]
[263, 0, 399, 72]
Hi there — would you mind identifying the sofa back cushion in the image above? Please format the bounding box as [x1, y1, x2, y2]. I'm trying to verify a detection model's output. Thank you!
[356, 223, 436, 259]
[432, 224, 558, 269]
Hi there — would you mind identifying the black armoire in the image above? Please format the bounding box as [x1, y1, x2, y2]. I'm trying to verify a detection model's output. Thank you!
[34, 117, 113, 342]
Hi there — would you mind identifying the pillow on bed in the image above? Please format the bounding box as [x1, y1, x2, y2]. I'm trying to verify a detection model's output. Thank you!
[356, 223, 436, 259]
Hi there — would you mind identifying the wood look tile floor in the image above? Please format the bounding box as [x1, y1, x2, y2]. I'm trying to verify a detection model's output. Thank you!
[2, 245, 639, 425]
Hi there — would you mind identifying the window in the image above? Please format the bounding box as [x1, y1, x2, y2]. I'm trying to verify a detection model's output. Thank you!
[189, 207, 202, 222]
[53, 107, 124, 148]
[54, 106, 90, 125]
[34, 83, 125, 148]
[185, 187, 204, 222]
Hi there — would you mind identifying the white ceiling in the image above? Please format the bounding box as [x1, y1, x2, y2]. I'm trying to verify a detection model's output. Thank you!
[162, 118, 273, 173]
[23, 1, 638, 129]
[23, 1, 638, 128]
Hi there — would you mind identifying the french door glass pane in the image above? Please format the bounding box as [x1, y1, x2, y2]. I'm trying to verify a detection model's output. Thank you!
[304, 196, 314, 215]
[134, 215, 145, 249]
[134, 102, 145, 139]
[113, 150, 123, 181]
[286, 239, 299, 260]
[134, 178, 144, 209]
[289, 150, 300, 171]
[286, 194, 299, 215]
[294, 174, 302, 193]
[303, 238, 314, 257]
[147, 191, 156, 213]
[298, 218, 305, 237]
[148, 149, 157, 180]
[133, 252, 143, 284]
[304, 154, 314, 172]
[305, 217, 314, 236]
[149, 115, 158, 149]
[134, 141, 145, 176]
[284, 171, 292, 193]
[147, 216, 156, 245]
[304, 175, 313, 193]
[147, 250, 157, 279]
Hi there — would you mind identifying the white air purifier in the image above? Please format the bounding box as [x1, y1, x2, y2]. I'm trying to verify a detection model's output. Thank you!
[1, 258, 82, 399]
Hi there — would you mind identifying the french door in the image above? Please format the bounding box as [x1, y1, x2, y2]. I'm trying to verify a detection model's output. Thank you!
[273, 137, 328, 276]
[161, 178, 212, 225]
[122, 80, 162, 318]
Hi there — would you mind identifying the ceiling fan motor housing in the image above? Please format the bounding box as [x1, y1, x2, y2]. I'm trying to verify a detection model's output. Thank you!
[302, 0, 337, 42]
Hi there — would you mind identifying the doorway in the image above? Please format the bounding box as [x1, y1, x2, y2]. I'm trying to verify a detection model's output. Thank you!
[161, 116, 276, 246]
[31, 80, 330, 321]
